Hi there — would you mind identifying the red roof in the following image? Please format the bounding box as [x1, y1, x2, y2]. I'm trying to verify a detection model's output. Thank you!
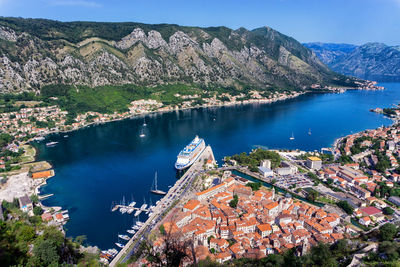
[360, 206, 382, 216]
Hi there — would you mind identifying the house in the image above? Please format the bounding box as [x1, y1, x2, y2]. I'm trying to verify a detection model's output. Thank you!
[215, 251, 232, 263]
[360, 206, 382, 217]
[54, 213, 64, 223]
[41, 212, 53, 222]
[18, 195, 33, 213]
[257, 223, 272, 238]
[183, 199, 201, 212]
[209, 238, 229, 252]
[359, 216, 371, 226]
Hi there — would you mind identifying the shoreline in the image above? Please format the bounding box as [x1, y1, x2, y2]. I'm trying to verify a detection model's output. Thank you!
[33, 90, 308, 139]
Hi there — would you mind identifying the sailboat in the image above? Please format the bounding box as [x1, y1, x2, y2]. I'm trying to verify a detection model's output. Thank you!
[139, 129, 145, 138]
[308, 128, 312, 135]
[150, 172, 167, 195]
[290, 132, 295, 140]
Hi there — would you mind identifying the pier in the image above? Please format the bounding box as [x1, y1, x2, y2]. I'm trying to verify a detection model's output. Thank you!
[109, 145, 216, 266]
[111, 204, 151, 213]
[38, 193, 54, 200]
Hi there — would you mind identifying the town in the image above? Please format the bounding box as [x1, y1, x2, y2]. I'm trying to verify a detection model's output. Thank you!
[128, 103, 400, 265]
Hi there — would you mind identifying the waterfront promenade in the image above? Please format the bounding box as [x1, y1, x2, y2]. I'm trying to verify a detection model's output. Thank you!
[110, 145, 216, 266]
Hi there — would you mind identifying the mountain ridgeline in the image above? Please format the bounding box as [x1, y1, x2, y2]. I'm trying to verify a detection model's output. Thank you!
[304, 42, 400, 82]
[0, 17, 363, 94]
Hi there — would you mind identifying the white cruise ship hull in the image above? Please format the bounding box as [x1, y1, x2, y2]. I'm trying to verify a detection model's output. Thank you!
[175, 136, 206, 170]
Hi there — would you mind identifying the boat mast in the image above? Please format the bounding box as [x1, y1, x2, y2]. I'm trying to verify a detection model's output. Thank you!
[155, 172, 158, 191]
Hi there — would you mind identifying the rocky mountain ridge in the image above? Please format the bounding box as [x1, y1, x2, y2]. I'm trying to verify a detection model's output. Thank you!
[304, 42, 400, 81]
[0, 17, 362, 94]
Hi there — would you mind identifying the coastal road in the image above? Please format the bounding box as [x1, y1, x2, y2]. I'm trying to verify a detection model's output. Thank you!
[110, 146, 215, 266]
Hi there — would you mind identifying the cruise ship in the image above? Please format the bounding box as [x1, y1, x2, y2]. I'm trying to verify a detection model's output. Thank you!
[175, 136, 206, 170]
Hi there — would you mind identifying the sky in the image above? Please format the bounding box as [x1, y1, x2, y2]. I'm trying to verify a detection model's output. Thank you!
[0, 0, 399, 45]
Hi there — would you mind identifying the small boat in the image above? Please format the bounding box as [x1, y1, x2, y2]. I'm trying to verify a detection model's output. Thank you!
[132, 225, 140, 230]
[290, 132, 295, 140]
[143, 118, 147, 126]
[308, 129, 312, 135]
[150, 172, 167, 195]
[139, 129, 145, 138]
[128, 201, 136, 207]
[35, 136, 45, 141]
[108, 248, 118, 256]
[46, 141, 58, 147]
[64, 135, 68, 138]
[115, 243, 124, 248]
[136, 221, 144, 226]
[127, 229, 135, 234]
[127, 208, 134, 214]
[118, 234, 130, 241]
[120, 208, 127, 214]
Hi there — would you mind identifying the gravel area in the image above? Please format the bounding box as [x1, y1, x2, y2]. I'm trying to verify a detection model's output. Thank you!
[0, 172, 36, 202]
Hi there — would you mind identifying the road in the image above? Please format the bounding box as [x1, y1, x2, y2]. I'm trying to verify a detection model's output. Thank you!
[110, 146, 215, 266]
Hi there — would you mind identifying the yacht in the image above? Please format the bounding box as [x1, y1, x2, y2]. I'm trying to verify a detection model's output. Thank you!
[120, 207, 127, 214]
[118, 234, 130, 241]
[140, 204, 148, 210]
[150, 172, 167, 195]
[128, 201, 136, 207]
[134, 210, 142, 217]
[46, 141, 58, 147]
[175, 136, 206, 170]
[127, 229, 135, 234]
[115, 243, 124, 248]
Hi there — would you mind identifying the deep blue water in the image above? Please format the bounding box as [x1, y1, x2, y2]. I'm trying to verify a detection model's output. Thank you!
[36, 83, 400, 249]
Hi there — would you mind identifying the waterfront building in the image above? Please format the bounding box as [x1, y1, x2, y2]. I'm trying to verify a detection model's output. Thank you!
[306, 156, 322, 170]
[258, 166, 274, 178]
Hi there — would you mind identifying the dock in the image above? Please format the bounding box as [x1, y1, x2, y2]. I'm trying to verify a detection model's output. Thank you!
[38, 193, 54, 200]
[109, 145, 216, 266]
[111, 204, 151, 213]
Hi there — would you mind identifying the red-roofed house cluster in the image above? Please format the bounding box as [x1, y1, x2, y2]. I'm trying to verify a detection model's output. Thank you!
[154, 175, 346, 264]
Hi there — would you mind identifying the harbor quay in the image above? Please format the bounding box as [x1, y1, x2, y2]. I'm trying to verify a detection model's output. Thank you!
[110, 145, 216, 266]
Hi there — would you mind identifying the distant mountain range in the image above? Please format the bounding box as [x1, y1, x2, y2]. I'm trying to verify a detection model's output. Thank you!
[304, 42, 400, 82]
[0, 17, 364, 94]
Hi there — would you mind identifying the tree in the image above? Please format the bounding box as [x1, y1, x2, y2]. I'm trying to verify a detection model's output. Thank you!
[33, 206, 43, 216]
[337, 201, 354, 215]
[379, 223, 398, 241]
[33, 239, 60, 266]
[306, 189, 319, 202]
[16, 225, 35, 242]
[378, 241, 399, 261]
[229, 195, 239, 208]
[383, 207, 395, 215]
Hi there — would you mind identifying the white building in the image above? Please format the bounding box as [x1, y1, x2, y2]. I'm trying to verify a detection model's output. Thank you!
[259, 166, 274, 178]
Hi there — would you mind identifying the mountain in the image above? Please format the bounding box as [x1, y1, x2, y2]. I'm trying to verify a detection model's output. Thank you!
[0, 17, 363, 94]
[303, 43, 357, 65]
[304, 42, 400, 82]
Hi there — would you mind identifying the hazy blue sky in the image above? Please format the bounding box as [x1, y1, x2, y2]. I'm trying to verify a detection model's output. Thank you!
[0, 0, 399, 45]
